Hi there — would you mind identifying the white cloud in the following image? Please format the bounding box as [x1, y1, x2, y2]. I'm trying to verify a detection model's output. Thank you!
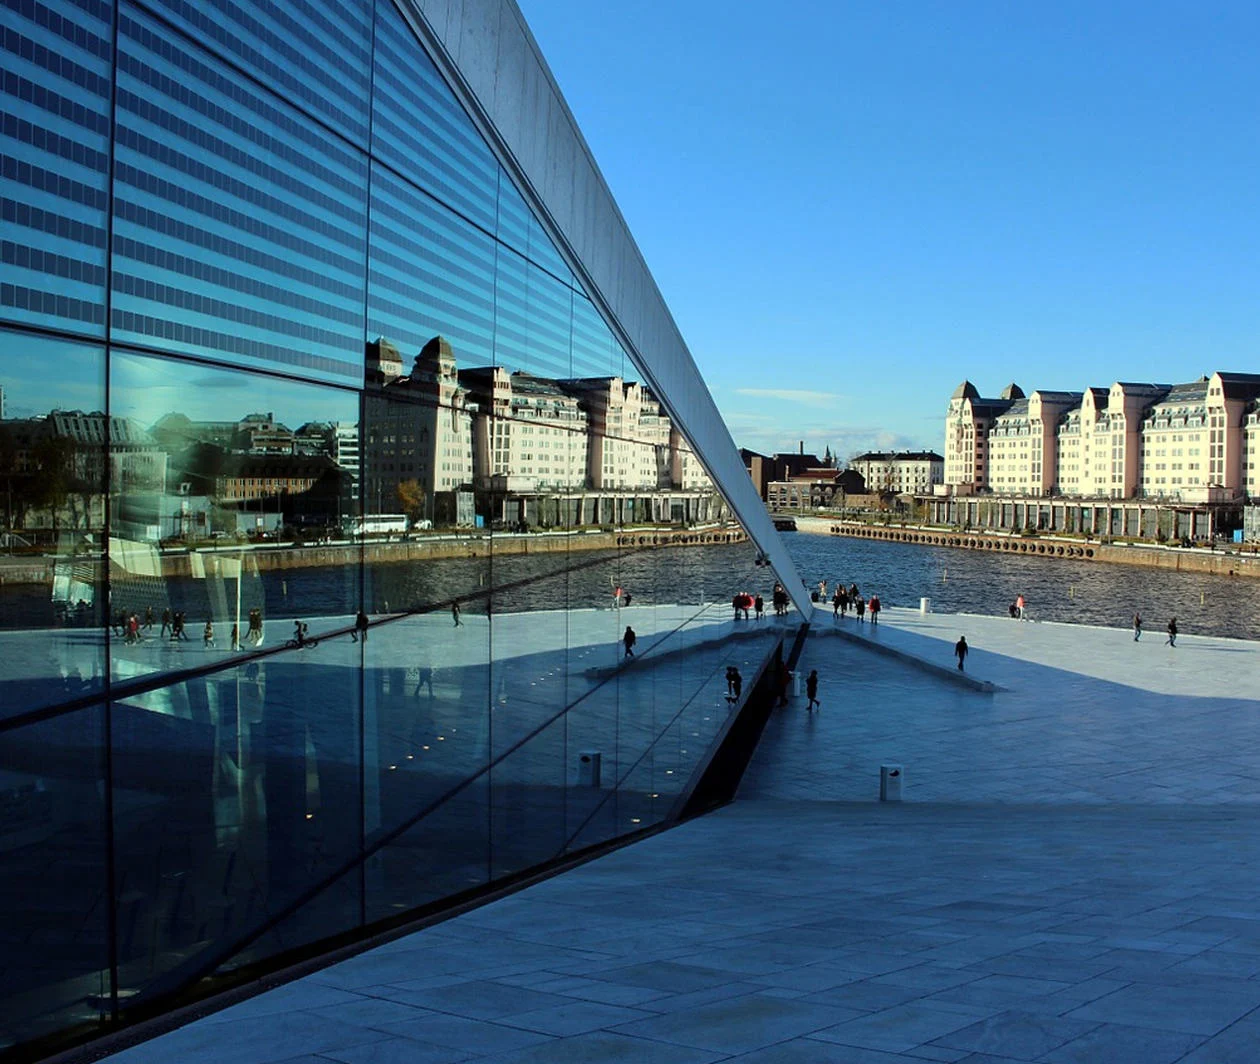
[733, 388, 843, 405]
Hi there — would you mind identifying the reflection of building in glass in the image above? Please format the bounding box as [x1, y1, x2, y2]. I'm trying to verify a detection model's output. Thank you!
[0, 0, 803, 1057]
[363, 336, 718, 524]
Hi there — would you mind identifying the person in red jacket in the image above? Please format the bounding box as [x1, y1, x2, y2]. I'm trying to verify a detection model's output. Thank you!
[868, 594, 881, 626]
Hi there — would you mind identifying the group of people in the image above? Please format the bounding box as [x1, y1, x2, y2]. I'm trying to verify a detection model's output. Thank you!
[826, 582, 881, 625]
[109, 605, 269, 649]
[1133, 612, 1178, 646]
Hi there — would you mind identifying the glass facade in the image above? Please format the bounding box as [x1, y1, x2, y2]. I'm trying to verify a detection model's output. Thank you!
[0, 0, 800, 1054]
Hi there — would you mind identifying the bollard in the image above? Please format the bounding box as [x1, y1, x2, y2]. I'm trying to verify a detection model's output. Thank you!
[880, 764, 903, 802]
[919, 597, 930, 614]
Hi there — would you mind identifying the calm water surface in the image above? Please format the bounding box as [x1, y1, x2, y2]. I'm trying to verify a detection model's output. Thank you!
[783, 531, 1260, 641]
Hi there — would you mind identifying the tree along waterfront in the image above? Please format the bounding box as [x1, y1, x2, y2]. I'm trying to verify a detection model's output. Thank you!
[786, 532, 1260, 641]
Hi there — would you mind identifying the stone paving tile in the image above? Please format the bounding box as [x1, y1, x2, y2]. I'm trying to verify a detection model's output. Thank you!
[466, 1031, 726, 1063]
[802, 979, 948, 1013]
[904, 1047, 973, 1062]
[608, 993, 861, 1054]
[1178, 1016, 1260, 1062]
[370, 1013, 551, 1055]
[1040, 1021, 1206, 1064]
[1065, 979, 1260, 1034]
[924, 974, 1072, 1010]
[809, 1002, 989, 1054]
[581, 960, 737, 994]
[930, 1009, 1100, 1058]
[317, 1040, 477, 1064]
[103, 1013, 389, 1064]
[494, 1000, 656, 1036]
[727, 1042, 927, 1063]
[300, 997, 434, 1029]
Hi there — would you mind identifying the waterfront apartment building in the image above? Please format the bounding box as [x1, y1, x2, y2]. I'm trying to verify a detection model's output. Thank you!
[944, 374, 1260, 501]
[0, 0, 805, 1056]
[850, 451, 943, 496]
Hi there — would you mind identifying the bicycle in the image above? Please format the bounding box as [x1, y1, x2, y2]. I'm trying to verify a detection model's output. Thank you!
[285, 636, 320, 650]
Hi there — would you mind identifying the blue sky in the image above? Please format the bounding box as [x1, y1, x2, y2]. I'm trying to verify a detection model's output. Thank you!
[519, 0, 1260, 460]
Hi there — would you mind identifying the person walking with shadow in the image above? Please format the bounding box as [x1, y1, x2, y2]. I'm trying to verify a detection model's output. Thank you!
[1166, 617, 1178, 647]
[955, 635, 969, 671]
[623, 625, 636, 658]
[352, 609, 369, 642]
[452, 600, 461, 627]
[806, 669, 820, 711]
[1133, 612, 1142, 642]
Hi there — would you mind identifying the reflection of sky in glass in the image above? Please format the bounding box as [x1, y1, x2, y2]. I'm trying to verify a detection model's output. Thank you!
[0, 333, 105, 419]
[109, 352, 358, 429]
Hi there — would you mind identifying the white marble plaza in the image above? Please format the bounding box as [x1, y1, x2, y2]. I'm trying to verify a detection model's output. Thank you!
[100, 610, 1260, 1063]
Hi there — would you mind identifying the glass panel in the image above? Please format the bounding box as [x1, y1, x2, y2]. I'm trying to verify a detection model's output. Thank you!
[0, 705, 109, 1048]
[360, 605, 491, 920]
[112, 652, 362, 1001]
[368, 165, 496, 366]
[140, 0, 373, 144]
[489, 713, 566, 880]
[372, 0, 499, 233]
[108, 351, 360, 688]
[111, 3, 368, 385]
[494, 246, 573, 381]
[0, 331, 106, 722]
[0, 0, 112, 336]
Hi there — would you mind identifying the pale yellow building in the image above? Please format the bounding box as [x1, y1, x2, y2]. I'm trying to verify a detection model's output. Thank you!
[945, 372, 1260, 502]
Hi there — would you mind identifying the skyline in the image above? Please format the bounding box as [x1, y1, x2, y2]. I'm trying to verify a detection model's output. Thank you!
[519, 0, 1260, 460]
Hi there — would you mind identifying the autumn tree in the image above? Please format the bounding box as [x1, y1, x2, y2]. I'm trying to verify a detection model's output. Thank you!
[395, 478, 426, 526]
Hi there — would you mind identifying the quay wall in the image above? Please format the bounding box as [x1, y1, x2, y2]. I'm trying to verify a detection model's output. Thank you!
[0, 526, 748, 588]
[798, 518, 1260, 579]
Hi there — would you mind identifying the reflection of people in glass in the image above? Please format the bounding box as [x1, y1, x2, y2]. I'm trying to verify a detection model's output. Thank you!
[623, 626, 636, 657]
[203, 619, 215, 647]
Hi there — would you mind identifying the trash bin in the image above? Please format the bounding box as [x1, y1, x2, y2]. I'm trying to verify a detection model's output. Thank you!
[880, 764, 903, 801]
[920, 597, 930, 614]
[577, 751, 601, 787]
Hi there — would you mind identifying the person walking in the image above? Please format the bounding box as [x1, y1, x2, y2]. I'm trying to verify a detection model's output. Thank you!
[839, 587, 849, 617]
[868, 594, 881, 626]
[1133, 612, 1142, 642]
[955, 635, 969, 671]
[1166, 617, 1178, 647]
[806, 669, 820, 711]
[230, 622, 240, 651]
[143, 606, 154, 631]
[623, 625, 636, 658]
[731, 667, 742, 703]
[203, 618, 215, 648]
[160, 607, 172, 640]
[452, 600, 462, 627]
[1016, 594, 1026, 620]
[855, 596, 866, 624]
[832, 588, 841, 617]
[352, 609, 369, 643]
[754, 594, 764, 620]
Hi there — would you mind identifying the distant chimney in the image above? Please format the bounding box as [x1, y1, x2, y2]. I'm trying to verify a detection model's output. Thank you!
[799, 440, 804, 455]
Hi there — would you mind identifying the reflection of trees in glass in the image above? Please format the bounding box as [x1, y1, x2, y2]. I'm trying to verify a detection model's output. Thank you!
[395, 478, 426, 523]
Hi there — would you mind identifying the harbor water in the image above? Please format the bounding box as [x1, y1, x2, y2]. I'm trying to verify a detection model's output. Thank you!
[784, 531, 1260, 641]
